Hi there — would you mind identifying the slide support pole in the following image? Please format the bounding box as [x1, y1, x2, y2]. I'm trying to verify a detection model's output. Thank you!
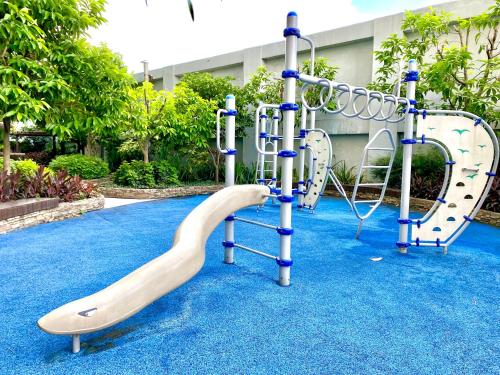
[398, 60, 417, 254]
[224, 95, 236, 264]
[278, 11, 299, 286]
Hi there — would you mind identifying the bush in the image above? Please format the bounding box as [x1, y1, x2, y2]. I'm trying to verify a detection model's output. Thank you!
[152, 160, 180, 186]
[114, 161, 155, 188]
[0, 166, 95, 203]
[0, 158, 40, 180]
[49, 154, 109, 180]
[25, 151, 53, 166]
[12, 159, 39, 180]
[374, 146, 446, 200]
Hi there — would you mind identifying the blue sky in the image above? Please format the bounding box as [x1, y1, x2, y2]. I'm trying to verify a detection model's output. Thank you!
[90, 0, 451, 72]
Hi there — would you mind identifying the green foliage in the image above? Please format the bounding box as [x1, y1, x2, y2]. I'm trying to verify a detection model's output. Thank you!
[49, 154, 109, 179]
[332, 160, 357, 184]
[119, 82, 216, 162]
[113, 160, 155, 188]
[242, 57, 338, 116]
[11, 159, 38, 179]
[373, 146, 445, 188]
[152, 160, 180, 186]
[0, 157, 43, 180]
[235, 162, 255, 184]
[180, 72, 250, 137]
[300, 58, 338, 110]
[46, 41, 134, 144]
[370, 3, 499, 126]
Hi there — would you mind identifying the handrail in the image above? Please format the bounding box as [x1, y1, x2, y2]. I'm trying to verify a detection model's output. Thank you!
[255, 103, 280, 156]
[216, 108, 228, 154]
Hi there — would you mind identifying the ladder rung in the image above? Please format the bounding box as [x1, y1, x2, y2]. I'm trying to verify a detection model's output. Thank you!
[234, 243, 277, 260]
[362, 165, 390, 169]
[367, 147, 394, 151]
[354, 200, 380, 204]
[358, 183, 385, 187]
[234, 216, 277, 230]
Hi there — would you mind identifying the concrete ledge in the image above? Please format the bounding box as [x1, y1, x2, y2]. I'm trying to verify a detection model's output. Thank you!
[0, 198, 59, 220]
[0, 195, 105, 235]
[98, 185, 224, 199]
[324, 184, 500, 227]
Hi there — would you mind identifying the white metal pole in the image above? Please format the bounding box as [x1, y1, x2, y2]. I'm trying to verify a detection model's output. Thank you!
[398, 60, 417, 254]
[72, 334, 80, 353]
[298, 107, 307, 207]
[307, 111, 316, 183]
[259, 107, 267, 184]
[278, 11, 299, 286]
[272, 109, 279, 192]
[224, 95, 236, 264]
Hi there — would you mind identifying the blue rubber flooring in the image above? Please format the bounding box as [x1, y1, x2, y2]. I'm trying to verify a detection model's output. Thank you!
[0, 195, 498, 374]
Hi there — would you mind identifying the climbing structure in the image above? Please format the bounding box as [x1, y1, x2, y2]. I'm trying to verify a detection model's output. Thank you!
[408, 113, 498, 249]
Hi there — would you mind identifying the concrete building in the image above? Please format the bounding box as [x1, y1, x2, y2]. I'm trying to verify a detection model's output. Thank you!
[135, 0, 493, 169]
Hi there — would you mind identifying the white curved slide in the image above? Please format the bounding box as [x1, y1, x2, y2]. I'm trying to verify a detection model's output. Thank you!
[38, 185, 269, 350]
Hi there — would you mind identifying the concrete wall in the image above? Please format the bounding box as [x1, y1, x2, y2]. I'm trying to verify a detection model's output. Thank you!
[135, 0, 493, 169]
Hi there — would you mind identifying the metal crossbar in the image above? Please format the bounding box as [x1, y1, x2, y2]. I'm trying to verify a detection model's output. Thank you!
[234, 243, 277, 260]
[234, 216, 277, 230]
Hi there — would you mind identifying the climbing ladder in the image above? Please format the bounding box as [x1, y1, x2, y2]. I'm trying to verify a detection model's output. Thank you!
[302, 127, 396, 238]
[351, 128, 396, 238]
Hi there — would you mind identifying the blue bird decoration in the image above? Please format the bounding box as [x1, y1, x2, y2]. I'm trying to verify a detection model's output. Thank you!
[452, 128, 470, 135]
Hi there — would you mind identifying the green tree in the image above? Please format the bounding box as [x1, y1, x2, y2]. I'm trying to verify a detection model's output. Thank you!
[370, 2, 499, 127]
[45, 41, 134, 153]
[0, 0, 107, 172]
[241, 57, 338, 114]
[119, 82, 216, 166]
[180, 72, 253, 136]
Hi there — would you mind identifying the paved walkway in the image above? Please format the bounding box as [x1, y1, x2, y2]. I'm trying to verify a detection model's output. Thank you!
[104, 197, 153, 209]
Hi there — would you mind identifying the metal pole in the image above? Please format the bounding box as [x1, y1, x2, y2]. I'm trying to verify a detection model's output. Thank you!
[224, 95, 236, 264]
[272, 109, 279, 189]
[307, 111, 316, 183]
[397, 59, 417, 254]
[259, 107, 267, 184]
[298, 108, 307, 208]
[278, 11, 299, 286]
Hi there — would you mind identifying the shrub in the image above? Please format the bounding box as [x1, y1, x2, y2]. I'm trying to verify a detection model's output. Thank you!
[12, 159, 39, 180]
[0, 166, 95, 203]
[332, 160, 357, 184]
[49, 154, 109, 180]
[235, 162, 254, 184]
[114, 161, 155, 188]
[0, 158, 40, 180]
[152, 160, 180, 186]
[374, 146, 446, 201]
[25, 151, 53, 166]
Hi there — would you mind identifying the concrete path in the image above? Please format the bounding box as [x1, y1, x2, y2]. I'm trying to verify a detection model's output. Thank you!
[104, 198, 153, 209]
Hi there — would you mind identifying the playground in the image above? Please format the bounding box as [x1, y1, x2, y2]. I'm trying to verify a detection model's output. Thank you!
[1, 196, 499, 374]
[1, 2, 499, 374]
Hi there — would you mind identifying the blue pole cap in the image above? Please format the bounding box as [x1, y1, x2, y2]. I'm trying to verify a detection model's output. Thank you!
[226, 94, 235, 99]
[287, 11, 297, 17]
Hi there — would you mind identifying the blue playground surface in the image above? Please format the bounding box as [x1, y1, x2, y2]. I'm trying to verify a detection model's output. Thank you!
[0, 195, 498, 374]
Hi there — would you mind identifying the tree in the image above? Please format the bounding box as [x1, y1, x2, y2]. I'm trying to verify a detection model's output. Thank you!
[241, 57, 338, 113]
[119, 82, 216, 165]
[370, 2, 499, 127]
[0, 0, 107, 172]
[45, 41, 134, 153]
